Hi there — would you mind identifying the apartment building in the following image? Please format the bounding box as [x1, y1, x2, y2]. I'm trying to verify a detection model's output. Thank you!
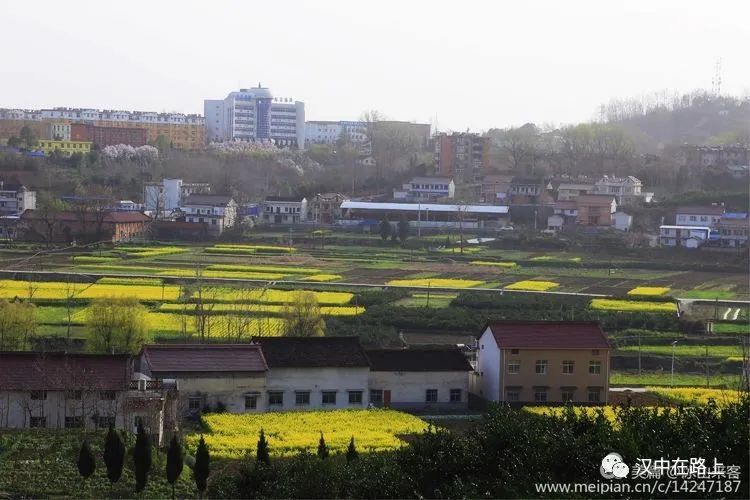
[204, 85, 305, 148]
[718, 213, 749, 248]
[71, 123, 147, 147]
[435, 132, 490, 181]
[475, 321, 610, 404]
[37, 140, 92, 157]
[0, 181, 36, 215]
[262, 196, 308, 224]
[680, 145, 749, 167]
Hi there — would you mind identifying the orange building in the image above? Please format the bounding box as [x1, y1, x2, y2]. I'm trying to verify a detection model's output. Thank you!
[434, 132, 490, 182]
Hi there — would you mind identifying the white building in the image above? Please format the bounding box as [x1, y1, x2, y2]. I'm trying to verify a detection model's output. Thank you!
[556, 182, 594, 201]
[365, 348, 472, 410]
[258, 337, 370, 411]
[34, 108, 204, 126]
[612, 211, 632, 232]
[204, 85, 305, 148]
[262, 196, 308, 224]
[47, 122, 71, 141]
[0, 182, 36, 215]
[718, 214, 749, 248]
[305, 120, 369, 151]
[593, 175, 653, 204]
[181, 194, 237, 235]
[393, 177, 455, 200]
[674, 205, 725, 229]
[143, 178, 211, 214]
[659, 225, 711, 248]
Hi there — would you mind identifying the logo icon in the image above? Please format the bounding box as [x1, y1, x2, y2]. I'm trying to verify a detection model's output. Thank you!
[600, 452, 629, 479]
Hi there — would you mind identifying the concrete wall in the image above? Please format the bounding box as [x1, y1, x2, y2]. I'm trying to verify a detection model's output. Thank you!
[265, 367, 369, 411]
[368, 370, 469, 410]
[150, 372, 267, 414]
[476, 327, 501, 402]
[0, 390, 127, 429]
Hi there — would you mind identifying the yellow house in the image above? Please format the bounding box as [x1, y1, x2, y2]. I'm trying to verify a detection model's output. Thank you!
[37, 140, 92, 157]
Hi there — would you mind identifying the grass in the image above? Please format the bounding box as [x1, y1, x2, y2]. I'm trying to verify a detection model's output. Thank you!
[205, 244, 296, 255]
[470, 260, 517, 268]
[71, 255, 119, 263]
[206, 264, 322, 274]
[395, 292, 457, 308]
[96, 276, 164, 286]
[385, 278, 485, 288]
[646, 387, 744, 406]
[590, 298, 677, 313]
[610, 371, 742, 388]
[618, 344, 744, 358]
[627, 286, 670, 296]
[680, 290, 737, 299]
[712, 322, 750, 334]
[529, 255, 581, 263]
[505, 280, 559, 291]
[159, 269, 287, 280]
[189, 409, 429, 458]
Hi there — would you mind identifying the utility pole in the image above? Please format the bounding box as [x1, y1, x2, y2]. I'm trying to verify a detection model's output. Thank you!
[638, 331, 642, 376]
[705, 344, 710, 388]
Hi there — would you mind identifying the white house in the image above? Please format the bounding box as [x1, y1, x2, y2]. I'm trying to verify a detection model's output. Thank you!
[143, 178, 211, 214]
[674, 205, 725, 229]
[393, 177, 455, 200]
[612, 211, 632, 232]
[365, 348, 472, 410]
[474, 321, 610, 404]
[258, 337, 370, 411]
[181, 194, 238, 235]
[659, 225, 711, 248]
[556, 183, 594, 201]
[593, 175, 653, 204]
[262, 196, 308, 224]
[0, 182, 36, 215]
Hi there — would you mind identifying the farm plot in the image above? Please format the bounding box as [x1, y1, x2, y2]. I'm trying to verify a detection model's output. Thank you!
[590, 299, 677, 313]
[618, 344, 744, 359]
[646, 387, 743, 406]
[505, 280, 559, 291]
[385, 278, 485, 288]
[190, 409, 429, 458]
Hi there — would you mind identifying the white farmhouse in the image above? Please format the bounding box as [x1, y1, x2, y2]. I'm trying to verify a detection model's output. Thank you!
[262, 196, 308, 224]
[365, 348, 472, 410]
[674, 205, 725, 229]
[181, 194, 238, 235]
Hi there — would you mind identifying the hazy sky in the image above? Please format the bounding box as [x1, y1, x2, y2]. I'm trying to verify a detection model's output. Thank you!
[1, 0, 748, 131]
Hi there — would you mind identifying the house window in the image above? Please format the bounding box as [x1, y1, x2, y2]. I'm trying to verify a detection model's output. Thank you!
[449, 389, 462, 403]
[535, 360, 548, 375]
[588, 389, 602, 403]
[244, 395, 258, 410]
[65, 390, 82, 401]
[369, 390, 383, 405]
[30, 390, 47, 400]
[591, 349, 600, 356]
[100, 391, 117, 400]
[589, 361, 602, 375]
[505, 390, 520, 402]
[425, 389, 438, 403]
[511, 349, 519, 354]
[507, 361, 520, 374]
[295, 391, 310, 406]
[98, 416, 115, 428]
[30, 416, 47, 428]
[134, 416, 145, 429]
[348, 391, 363, 405]
[268, 391, 283, 406]
[322, 391, 337, 405]
[562, 360, 575, 374]
[188, 397, 202, 412]
[561, 390, 575, 403]
[534, 389, 548, 403]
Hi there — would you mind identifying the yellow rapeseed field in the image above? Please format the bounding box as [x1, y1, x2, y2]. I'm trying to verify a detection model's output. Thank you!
[0, 279, 178, 301]
[385, 278, 484, 288]
[0, 280, 88, 299]
[590, 299, 677, 313]
[207, 264, 321, 275]
[646, 387, 743, 406]
[302, 274, 343, 282]
[505, 280, 559, 291]
[470, 261, 517, 268]
[627, 286, 671, 296]
[146, 312, 286, 338]
[199, 288, 353, 305]
[158, 303, 363, 316]
[190, 409, 429, 457]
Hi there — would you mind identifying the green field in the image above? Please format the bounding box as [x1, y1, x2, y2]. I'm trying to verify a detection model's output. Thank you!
[611, 371, 742, 388]
[618, 344, 744, 358]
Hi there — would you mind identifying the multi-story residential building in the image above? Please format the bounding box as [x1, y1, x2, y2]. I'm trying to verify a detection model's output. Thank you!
[309, 193, 347, 224]
[474, 321, 610, 404]
[674, 205, 725, 229]
[36, 140, 92, 157]
[592, 175, 653, 205]
[718, 213, 749, 248]
[659, 225, 711, 248]
[71, 123, 147, 147]
[305, 121, 368, 146]
[181, 194, 237, 235]
[204, 85, 305, 148]
[546, 200, 578, 232]
[480, 174, 514, 203]
[575, 195, 617, 226]
[143, 178, 211, 214]
[262, 196, 308, 224]
[680, 145, 750, 167]
[365, 347, 472, 410]
[556, 182, 594, 201]
[509, 177, 553, 204]
[0, 181, 36, 215]
[435, 132, 490, 181]
[393, 177, 455, 200]
[47, 122, 71, 141]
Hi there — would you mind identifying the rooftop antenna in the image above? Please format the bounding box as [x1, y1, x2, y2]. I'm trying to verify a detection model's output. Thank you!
[711, 58, 722, 97]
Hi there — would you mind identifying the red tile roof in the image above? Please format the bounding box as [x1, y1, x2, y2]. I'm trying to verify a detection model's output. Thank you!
[0, 352, 130, 391]
[366, 347, 472, 372]
[21, 210, 151, 223]
[484, 321, 609, 349]
[141, 344, 267, 373]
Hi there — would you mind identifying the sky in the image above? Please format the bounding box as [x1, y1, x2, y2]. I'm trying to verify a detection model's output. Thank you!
[1, 0, 748, 132]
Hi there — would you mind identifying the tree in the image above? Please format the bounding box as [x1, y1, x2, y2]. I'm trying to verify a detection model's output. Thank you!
[166, 435, 184, 499]
[194, 435, 210, 497]
[281, 291, 325, 337]
[85, 297, 150, 354]
[19, 126, 38, 148]
[0, 300, 36, 350]
[133, 421, 152, 493]
[257, 428, 270, 465]
[35, 193, 68, 247]
[398, 217, 409, 242]
[317, 432, 329, 459]
[103, 425, 126, 486]
[77, 439, 96, 484]
[346, 437, 358, 462]
[379, 218, 391, 241]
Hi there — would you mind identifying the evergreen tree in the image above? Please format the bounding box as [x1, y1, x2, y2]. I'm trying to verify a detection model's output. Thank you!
[133, 421, 152, 493]
[398, 217, 409, 242]
[166, 435, 184, 499]
[194, 435, 210, 497]
[317, 432, 329, 459]
[103, 425, 125, 485]
[77, 439, 96, 483]
[379, 218, 391, 241]
[256, 428, 270, 465]
[346, 436, 359, 462]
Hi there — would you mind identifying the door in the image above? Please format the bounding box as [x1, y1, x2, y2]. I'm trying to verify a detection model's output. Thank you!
[383, 390, 391, 408]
